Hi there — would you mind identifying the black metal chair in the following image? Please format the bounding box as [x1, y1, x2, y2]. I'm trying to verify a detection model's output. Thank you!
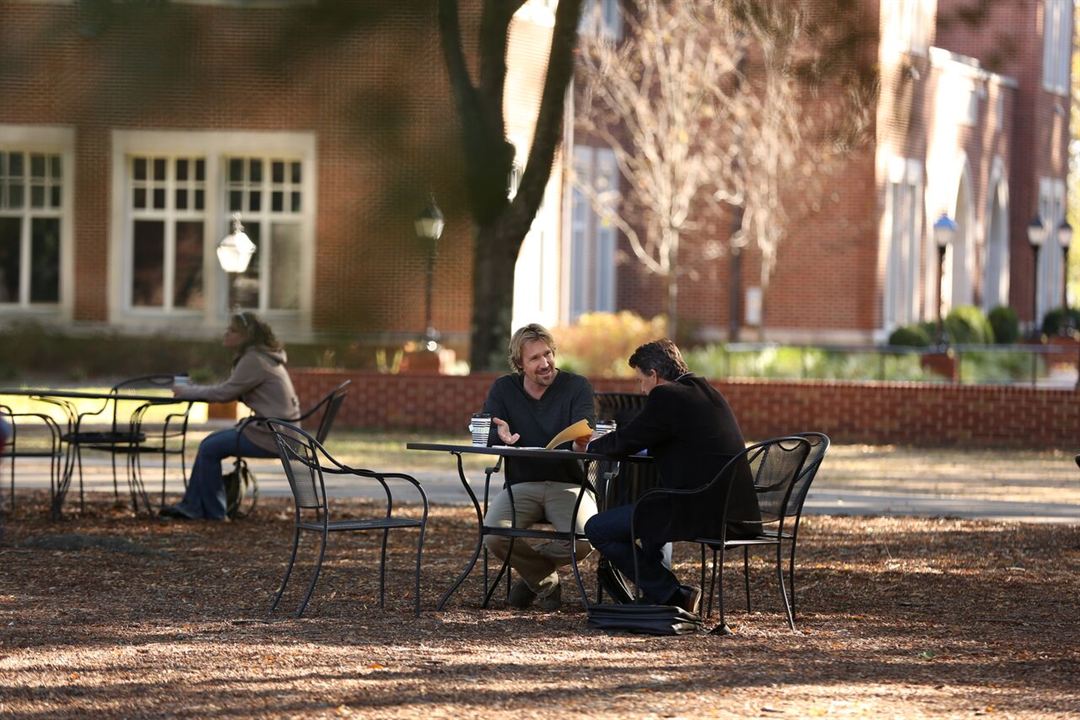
[625, 436, 811, 635]
[0, 404, 64, 511]
[44, 375, 192, 514]
[266, 420, 428, 617]
[698, 434, 826, 632]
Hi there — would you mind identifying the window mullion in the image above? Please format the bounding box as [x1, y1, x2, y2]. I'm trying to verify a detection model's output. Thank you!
[19, 209, 31, 306]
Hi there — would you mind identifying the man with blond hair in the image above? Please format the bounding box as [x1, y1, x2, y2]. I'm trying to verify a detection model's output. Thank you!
[482, 323, 596, 611]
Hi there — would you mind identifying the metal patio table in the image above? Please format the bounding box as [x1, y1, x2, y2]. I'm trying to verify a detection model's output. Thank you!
[0, 387, 194, 518]
[407, 441, 631, 611]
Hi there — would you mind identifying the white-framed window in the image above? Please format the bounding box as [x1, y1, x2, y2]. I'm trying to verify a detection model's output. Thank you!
[579, 0, 622, 41]
[883, 157, 923, 331]
[1036, 177, 1067, 322]
[569, 145, 618, 321]
[1042, 0, 1072, 94]
[0, 126, 73, 314]
[224, 157, 303, 311]
[111, 130, 315, 330]
[128, 155, 207, 310]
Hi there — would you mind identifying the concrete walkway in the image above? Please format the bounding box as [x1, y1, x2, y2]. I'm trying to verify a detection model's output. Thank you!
[5, 442, 1078, 523]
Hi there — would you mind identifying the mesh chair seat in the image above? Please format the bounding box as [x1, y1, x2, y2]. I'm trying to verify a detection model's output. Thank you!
[298, 517, 425, 533]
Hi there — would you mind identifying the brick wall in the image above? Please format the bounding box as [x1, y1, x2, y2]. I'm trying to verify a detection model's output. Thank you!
[290, 368, 1078, 449]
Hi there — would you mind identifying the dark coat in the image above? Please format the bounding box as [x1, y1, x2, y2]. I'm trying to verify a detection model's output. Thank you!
[588, 374, 760, 535]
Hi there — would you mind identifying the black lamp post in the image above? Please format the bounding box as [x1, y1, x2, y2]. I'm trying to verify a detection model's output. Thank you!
[1028, 215, 1046, 331]
[932, 213, 957, 346]
[414, 196, 445, 352]
[217, 213, 256, 312]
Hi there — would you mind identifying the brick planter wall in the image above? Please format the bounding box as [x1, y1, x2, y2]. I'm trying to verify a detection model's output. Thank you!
[290, 369, 1078, 450]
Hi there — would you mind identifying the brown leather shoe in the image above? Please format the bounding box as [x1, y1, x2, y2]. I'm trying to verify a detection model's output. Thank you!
[508, 579, 537, 609]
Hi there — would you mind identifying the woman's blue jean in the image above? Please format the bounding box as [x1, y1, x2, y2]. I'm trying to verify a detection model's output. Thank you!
[174, 428, 276, 520]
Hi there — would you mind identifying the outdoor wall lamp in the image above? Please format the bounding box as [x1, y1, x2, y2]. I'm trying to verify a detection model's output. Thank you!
[217, 213, 256, 309]
[415, 196, 445, 352]
[932, 213, 957, 346]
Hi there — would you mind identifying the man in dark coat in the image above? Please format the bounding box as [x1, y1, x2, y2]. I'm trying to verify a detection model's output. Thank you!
[581, 339, 759, 613]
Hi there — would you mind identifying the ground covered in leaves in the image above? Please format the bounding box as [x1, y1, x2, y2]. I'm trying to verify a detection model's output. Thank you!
[1, 494, 1077, 719]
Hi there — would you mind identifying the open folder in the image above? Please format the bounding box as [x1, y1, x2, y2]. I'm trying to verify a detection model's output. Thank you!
[544, 418, 593, 450]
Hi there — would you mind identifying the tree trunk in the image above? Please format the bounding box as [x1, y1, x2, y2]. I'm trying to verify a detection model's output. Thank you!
[469, 222, 520, 371]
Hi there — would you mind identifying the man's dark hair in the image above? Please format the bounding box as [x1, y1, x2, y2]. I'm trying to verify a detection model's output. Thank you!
[628, 338, 689, 381]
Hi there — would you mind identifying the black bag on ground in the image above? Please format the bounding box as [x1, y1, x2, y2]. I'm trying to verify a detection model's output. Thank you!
[223, 458, 258, 519]
[587, 603, 703, 636]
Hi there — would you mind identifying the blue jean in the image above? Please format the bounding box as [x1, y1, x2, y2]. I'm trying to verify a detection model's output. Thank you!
[584, 504, 680, 605]
[174, 428, 276, 520]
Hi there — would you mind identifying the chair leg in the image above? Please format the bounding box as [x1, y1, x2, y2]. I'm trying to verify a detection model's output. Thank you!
[296, 527, 330, 617]
[709, 542, 732, 635]
[743, 546, 752, 613]
[706, 546, 720, 619]
[378, 527, 390, 610]
[776, 539, 795, 631]
[412, 527, 426, 617]
[270, 527, 302, 613]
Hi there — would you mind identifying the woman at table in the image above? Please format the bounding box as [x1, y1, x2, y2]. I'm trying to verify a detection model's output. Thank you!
[160, 312, 299, 520]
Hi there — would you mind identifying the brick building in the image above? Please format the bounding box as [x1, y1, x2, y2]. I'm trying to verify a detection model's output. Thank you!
[0, 0, 1072, 355]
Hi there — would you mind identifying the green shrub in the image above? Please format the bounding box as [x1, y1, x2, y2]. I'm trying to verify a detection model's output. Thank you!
[888, 324, 932, 347]
[987, 306, 1020, 344]
[944, 305, 994, 344]
[1040, 306, 1080, 336]
[553, 311, 667, 378]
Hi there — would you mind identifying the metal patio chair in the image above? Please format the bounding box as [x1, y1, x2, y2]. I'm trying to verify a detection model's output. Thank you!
[698, 434, 826, 631]
[0, 404, 64, 511]
[267, 420, 428, 617]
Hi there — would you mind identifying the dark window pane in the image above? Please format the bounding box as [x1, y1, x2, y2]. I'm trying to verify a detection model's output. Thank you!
[229, 190, 242, 212]
[50, 186, 61, 208]
[153, 158, 166, 181]
[250, 159, 262, 183]
[176, 188, 188, 210]
[31, 185, 44, 208]
[249, 190, 261, 212]
[272, 191, 283, 212]
[177, 158, 189, 181]
[132, 220, 165, 307]
[229, 158, 244, 181]
[270, 223, 300, 309]
[291, 162, 301, 183]
[134, 187, 146, 209]
[174, 220, 204, 309]
[30, 154, 45, 178]
[50, 156, 61, 179]
[0, 153, 6, 177]
[291, 191, 301, 212]
[0, 217, 21, 303]
[235, 223, 260, 309]
[9, 153, 23, 176]
[134, 157, 146, 180]
[272, 161, 284, 183]
[153, 187, 166, 210]
[195, 159, 205, 181]
[30, 218, 60, 303]
[9, 184, 23, 208]
[195, 189, 204, 210]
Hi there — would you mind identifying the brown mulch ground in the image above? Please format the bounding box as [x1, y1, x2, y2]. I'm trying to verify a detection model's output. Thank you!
[1, 493, 1078, 719]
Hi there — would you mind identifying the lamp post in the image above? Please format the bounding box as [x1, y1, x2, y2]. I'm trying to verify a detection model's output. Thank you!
[1028, 215, 1046, 331]
[217, 213, 256, 311]
[932, 213, 957, 346]
[414, 196, 444, 352]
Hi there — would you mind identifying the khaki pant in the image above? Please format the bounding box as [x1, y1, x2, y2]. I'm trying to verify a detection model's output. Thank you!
[483, 481, 597, 594]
